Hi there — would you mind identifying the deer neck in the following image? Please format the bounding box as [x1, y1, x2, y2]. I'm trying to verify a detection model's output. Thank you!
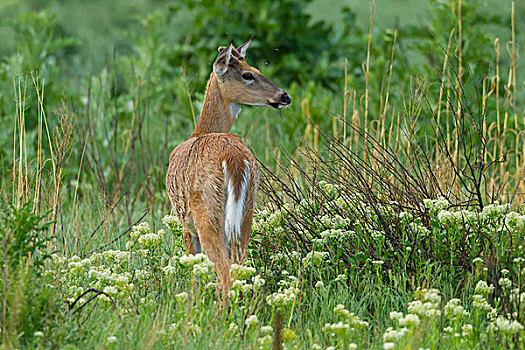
[190, 73, 239, 138]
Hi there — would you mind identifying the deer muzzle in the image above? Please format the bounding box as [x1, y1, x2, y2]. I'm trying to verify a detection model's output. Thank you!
[268, 91, 292, 109]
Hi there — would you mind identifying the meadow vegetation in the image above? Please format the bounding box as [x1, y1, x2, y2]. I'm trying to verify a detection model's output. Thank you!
[0, 0, 524, 348]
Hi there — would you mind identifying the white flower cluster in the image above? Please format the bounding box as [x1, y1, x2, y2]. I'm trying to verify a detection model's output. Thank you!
[138, 229, 165, 250]
[423, 197, 450, 211]
[383, 326, 408, 348]
[437, 209, 478, 226]
[252, 204, 289, 234]
[399, 313, 421, 328]
[510, 288, 525, 304]
[322, 321, 350, 337]
[230, 263, 256, 281]
[481, 202, 510, 217]
[162, 264, 178, 275]
[381, 279, 525, 349]
[407, 222, 431, 237]
[161, 215, 183, 233]
[474, 280, 495, 296]
[472, 294, 494, 313]
[301, 251, 329, 267]
[176, 253, 214, 278]
[494, 315, 523, 334]
[127, 222, 165, 251]
[230, 273, 266, 299]
[504, 212, 525, 235]
[271, 251, 300, 266]
[67, 256, 92, 276]
[130, 222, 152, 240]
[51, 252, 137, 310]
[313, 228, 356, 244]
[107, 336, 118, 344]
[266, 276, 299, 310]
[258, 334, 273, 348]
[47, 216, 190, 313]
[321, 304, 368, 347]
[498, 277, 512, 289]
[472, 257, 484, 265]
[333, 304, 369, 329]
[229, 279, 251, 298]
[427, 200, 525, 240]
[178, 253, 210, 267]
[99, 250, 130, 265]
[175, 292, 188, 303]
[383, 288, 440, 348]
[461, 323, 473, 337]
[444, 298, 469, 320]
[319, 214, 352, 230]
[407, 288, 442, 319]
[245, 315, 259, 327]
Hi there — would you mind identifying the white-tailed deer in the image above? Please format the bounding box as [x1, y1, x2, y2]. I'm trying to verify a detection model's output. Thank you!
[166, 37, 291, 308]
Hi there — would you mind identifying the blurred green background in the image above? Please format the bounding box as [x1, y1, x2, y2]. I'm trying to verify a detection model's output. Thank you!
[1, 0, 521, 74]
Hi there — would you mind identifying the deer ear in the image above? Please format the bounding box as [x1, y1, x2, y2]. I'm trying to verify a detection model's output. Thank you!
[213, 42, 233, 77]
[236, 35, 253, 59]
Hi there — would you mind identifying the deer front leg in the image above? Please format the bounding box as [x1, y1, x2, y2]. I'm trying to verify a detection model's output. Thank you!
[183, 217, 201, 255]
[182, 227, 195, 254]
[190, 193, 231, 311]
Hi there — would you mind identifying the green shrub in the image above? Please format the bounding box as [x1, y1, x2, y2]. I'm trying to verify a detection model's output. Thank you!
[0, 202, 65, 348]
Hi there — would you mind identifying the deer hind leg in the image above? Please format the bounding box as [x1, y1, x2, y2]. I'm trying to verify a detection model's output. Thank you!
[182, 217, 201, 255]
[235, 197, 255, 264]
[190, 193, 231, 310]
[224, 160, 253, 264]
[232, 168, 258, 265]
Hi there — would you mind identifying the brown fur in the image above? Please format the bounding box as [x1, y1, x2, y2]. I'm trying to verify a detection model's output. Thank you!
[166, 40, 289, 310]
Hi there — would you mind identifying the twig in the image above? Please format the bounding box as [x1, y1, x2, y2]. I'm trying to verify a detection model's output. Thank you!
[68, 288, 119, 316]
[97, 210, 149, 252]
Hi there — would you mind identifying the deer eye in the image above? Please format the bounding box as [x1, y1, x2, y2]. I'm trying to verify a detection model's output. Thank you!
[242, 72, 255, 81]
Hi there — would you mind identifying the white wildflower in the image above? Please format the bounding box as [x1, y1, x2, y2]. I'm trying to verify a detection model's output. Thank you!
[389, 311, 403, 321]
[103, 286, 117, 295]
[475, 280, 494, 296]
[302, 251, 329, 267]
[399, 313, 420, 328]
[495, 316, 524, 334]
[253, 275, 266, 290]
[444, 298, 469, 320]
[260, 325, 273, 334]
[473, 257, 483, 264]
[383, 342, 395, 350]
[322, 321, 350, 337]
[499, 277, 512, 289]
[245, 315, 259, 327]
[383, 327, 406, 342]
[175, 292, 188, 303]
[462, 324, 473, 337]
[107, 336, 118, 343]
[230, 264, 256, 281]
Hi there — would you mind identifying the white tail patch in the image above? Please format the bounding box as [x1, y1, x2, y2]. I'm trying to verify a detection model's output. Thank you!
[222, 160, 250, 250]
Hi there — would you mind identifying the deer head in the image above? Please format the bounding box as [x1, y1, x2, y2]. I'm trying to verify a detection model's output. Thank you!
[213, 37, 292, 110]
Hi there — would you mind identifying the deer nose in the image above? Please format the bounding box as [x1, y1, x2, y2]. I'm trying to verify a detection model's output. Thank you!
[281, 92, 292, 105]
